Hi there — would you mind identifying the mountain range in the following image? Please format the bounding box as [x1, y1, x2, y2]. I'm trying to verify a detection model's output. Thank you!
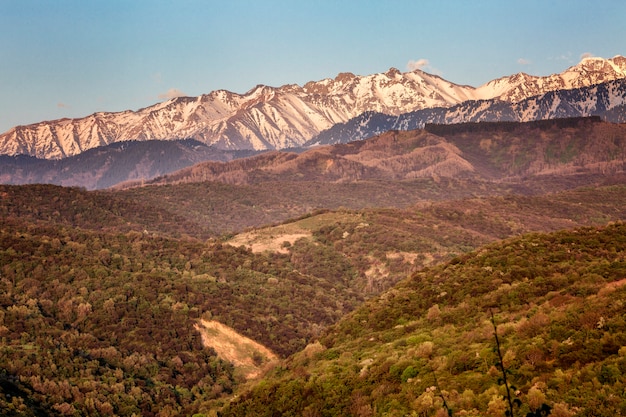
[3, 83, 626, 414]
[1, 56, 625, 162]
[307, 78, 626, 147]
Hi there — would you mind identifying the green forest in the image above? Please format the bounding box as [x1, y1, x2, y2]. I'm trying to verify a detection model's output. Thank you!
[0, 215, 365, 415]
[2, 182, 626, 415]
[2, 119, 626, 416]
[221, 222, 626, 417]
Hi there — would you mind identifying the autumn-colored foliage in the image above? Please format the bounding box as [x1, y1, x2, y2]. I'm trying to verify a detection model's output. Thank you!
[2, 121, 626, 415]
[222, 222, 626, 416]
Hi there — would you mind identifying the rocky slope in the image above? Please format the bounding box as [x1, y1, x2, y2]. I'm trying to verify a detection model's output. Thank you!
[1, 56, 625, 159]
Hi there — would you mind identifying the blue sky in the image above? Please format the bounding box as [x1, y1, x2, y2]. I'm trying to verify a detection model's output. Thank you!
[1, 0, 625, 133]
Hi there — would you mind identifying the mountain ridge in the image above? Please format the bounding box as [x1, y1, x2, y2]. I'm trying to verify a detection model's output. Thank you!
[306, 78, 626, 146]
[2, 56, 625, 160]
[131, 117, 626, 189]
[0, 139, 261, 190]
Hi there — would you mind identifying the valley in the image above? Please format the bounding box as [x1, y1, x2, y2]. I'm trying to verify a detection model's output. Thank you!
[2, 120, 626, 414]
[2, 56, 626, 416]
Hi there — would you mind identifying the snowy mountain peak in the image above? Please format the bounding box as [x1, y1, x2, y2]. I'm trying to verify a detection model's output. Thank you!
[611, 55, 626, 68]
[334, 72, 357, 83]
[564, 55, 626, 79]
[1, 56, 625, 159]
[384, 67, 402, 78]
[474, 55, 626, 102]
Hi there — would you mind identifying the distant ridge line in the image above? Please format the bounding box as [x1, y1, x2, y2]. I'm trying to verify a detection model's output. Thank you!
[424, 116, 603, 135]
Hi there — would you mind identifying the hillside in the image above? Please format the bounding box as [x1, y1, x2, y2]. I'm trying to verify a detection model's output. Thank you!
[220, 222, 626, 417]
[0, 139, 260, 190]
[0, 214, 366, 416]
[14, 173, 602, 242]
[137, 118, 626, 188]
[224, 185, 626, 295]
[2, 180, 626, 415]
[1, 179, 512, 239]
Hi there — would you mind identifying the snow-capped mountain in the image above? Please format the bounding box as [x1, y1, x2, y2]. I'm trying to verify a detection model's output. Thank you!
[474, 56, 626, 102]
[1, 56, 625, 159]
[307, 78, 626, 146]
[0, 70, 477, 159]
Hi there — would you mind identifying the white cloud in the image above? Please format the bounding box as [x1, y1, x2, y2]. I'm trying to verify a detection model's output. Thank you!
[517, 58, 531, 65]
[406, 58, 442, 76]
[158, 88, 187, 100]
[580, 52, 594, 59]
[57, 102, 70, 108]
[407, 58, 430, 71]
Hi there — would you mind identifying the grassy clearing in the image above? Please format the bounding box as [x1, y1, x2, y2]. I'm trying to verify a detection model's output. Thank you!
[194, 320, 279, 380]
[226, 211, 365, 253]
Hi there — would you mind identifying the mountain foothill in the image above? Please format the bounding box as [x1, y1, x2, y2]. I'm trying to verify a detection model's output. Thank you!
[1, 56, 626, 416]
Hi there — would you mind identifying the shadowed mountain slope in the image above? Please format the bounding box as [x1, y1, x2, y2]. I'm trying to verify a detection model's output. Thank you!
[0, 139, 261, 190]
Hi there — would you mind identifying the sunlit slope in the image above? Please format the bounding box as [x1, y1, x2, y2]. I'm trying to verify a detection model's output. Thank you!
[221, 222, 626, 416]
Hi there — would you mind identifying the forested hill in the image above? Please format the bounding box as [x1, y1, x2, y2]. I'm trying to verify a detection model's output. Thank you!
[220, 222, 626, 417]
[0, 214, 367, 416]
[2, 183, 626, 415]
